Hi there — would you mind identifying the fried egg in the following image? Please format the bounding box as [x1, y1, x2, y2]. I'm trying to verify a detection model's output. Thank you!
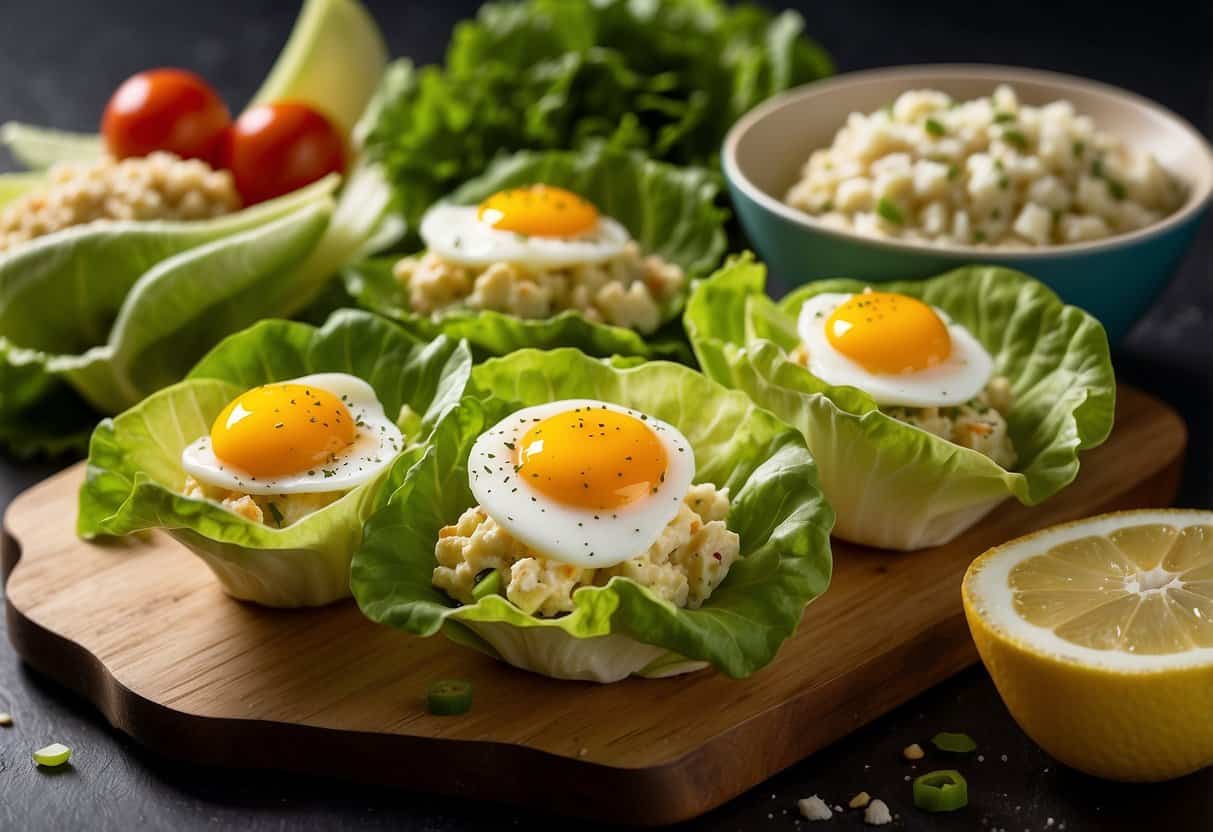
[797, 291, 994, 407]
[468, 399, 695, 568]
[420, 184, 631, 269]
[182, 373, 404, 495]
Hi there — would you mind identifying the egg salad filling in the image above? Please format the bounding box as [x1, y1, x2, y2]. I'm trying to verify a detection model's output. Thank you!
[431, 399, 741, 617]
[395, 185, 685, 334]
[179, 373, 404, 527]
[434, 483, 739, 617]
[792, 290, 1017, 467]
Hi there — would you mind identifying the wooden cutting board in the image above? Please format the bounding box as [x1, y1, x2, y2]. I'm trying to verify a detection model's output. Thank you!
[2, 384, 1186, 826]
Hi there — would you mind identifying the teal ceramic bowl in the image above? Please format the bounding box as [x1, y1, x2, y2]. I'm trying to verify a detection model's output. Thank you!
[723, 65, 1213, 342]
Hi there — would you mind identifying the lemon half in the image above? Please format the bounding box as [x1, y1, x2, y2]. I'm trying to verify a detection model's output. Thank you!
[963, 509, 1213, 782]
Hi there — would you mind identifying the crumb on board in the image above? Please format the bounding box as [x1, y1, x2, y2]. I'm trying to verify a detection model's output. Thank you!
[903, 743, 924, 760]
[798, 795, 832, 821]
[864, 798, 892, 826]
[849, 791, 871, 809]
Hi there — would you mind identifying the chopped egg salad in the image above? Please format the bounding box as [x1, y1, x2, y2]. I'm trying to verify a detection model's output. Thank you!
[181, 373, 404, 527]
[431, 399, 741, 616]
[395, 184, 686, 333]
[790, 289, 1016, 466]
[786, 85, 1185, 247]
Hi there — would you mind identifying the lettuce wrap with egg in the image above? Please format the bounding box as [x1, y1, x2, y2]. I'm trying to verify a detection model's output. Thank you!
[77, 309, 472, 607]
[350, 348, 833, 682]
[684, 255, 1117, 550]
[344, 144, 727, 361]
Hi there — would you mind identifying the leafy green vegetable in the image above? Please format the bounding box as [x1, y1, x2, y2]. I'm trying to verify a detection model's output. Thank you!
[362, 0, 832, 231]
[0, 122, 102, 169]
[249, 0, 388, 137]
[346, 144, 724, 360]
[684, 254, 1116, 550]
[0, 171, 43, 208]
[351, 348, 833, 682]
[77, 309, 473, 607]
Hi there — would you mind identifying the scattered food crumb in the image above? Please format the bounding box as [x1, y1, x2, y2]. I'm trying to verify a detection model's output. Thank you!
[978, 754, 985, 762]
[903, 775, 911, 782]
[578, 747, 588, 757]
[798, 795, 833, 821]
[1001, 754, 1009, 762]
[1046, 820, 1055, 828]
[833, 805, 844, 813]
[864, 799, 893, 826]
[849, 791, 871, 809]
[903, 743, 925, 761]
[0, 712, 12, 726]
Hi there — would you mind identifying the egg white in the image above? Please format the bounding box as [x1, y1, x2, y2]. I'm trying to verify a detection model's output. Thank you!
[468, 399, 695, 568]
[796, 293, 994, 408]
[181, 372, 404, 495]
[420, 202, 632, 269]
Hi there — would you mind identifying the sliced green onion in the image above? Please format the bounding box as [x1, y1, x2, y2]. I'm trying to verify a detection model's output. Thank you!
[472, 569, 502, 602]
[931, 731, 977, 753]
[876, 198, 903, 225]
[947, 164, 960, 180]
[1108, 180, 1127, 200]
[1072, 140, 1086, 158]
[913, 770, 968, 812]
[427, 679, 473, 716]
[924, 118, 946, 137]
[994, 112, 1016, 123]
[33, 743, 72, 767]
[973, 230, 987, 243]
[1002, 129, 1028, 150]
[266, 502, 284, 528]
[1091, 158, 1104, 178]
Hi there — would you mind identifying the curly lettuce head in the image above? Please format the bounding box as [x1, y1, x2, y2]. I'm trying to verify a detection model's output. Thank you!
[351, 348, 833, 683]
[345, 144, 726, 361]
[362, 0, 832, 231]
[685, 255, 1116, 550]
[77, 309, 472, 607]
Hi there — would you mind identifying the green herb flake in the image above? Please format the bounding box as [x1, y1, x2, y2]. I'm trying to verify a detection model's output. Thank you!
[876, 198, 904, 225]
[1002, 129, 1028, 150]
[1072, 140, 1086, 158]
[1108, 180, 1127, 200]
[931, 731, 978, 753]
[1091, 158, 1104, 178]
[924, 118, 946, 137]
[266, 502, 285, 528]
[993, 112, 1016, 123]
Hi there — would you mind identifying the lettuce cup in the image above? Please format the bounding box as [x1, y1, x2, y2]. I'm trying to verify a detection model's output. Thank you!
[77, 309, 471, 607]
[344, 144, 727, 361]
[351, 349, 833, 683]
[685, 255, 1116, 550]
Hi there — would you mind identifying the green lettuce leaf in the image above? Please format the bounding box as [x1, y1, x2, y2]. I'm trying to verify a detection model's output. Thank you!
[77, 309, 473, 607]
[685, 254, 1117, 550]
[0, 123, 103, 169]
[351, 348, 833, 681]
[362, 0, 831, 232]
[345, 145, 724, 360]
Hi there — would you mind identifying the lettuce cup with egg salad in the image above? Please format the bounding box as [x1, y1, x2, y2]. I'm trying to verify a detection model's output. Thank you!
[344, 144, 727, 361]
[77, 309, 472, 607]
[685, 255, 1116, 550]
[351, 348, 833, 683]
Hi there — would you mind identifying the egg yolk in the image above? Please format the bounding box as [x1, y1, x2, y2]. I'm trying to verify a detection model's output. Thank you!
[515, 407, 667, 511]
[825, 291, 952, 374]
[210, 383, 355, 478]
[477, 184, 599, 237]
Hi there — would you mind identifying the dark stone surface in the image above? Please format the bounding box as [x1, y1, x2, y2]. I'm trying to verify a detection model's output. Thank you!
[1, 1, 1210, 829]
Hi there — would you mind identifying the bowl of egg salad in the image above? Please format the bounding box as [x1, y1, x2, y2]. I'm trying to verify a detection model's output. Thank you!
[722, 65, 1213, 342]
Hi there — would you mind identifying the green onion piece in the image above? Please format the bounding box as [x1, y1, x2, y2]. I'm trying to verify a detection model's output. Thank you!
[33, 743, 72, 767]
[973, 230, 987, 243]
[876, 198, 904, 224]
[913, 770, 968, 812]
[997, 175, 1009, 190]
[924, 118, 946, 137]
[931, 731, 978, 753]
[947, 164, 960, 180]
[472, 569, 502, 602]
[1108, 180, 1127, 200]
[1002, 129, 1028, 150]
[993, 112, 1016, 123]
[1091, 158, 1104, 178]
[427, 679, 473, 716]
[266, 502, 284, 528]
[1072, 140, 1086, 158]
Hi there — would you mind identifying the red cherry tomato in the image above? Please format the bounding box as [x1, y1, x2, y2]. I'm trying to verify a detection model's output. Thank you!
[221, 102, 346, 205]
[102, 68, 231, 163]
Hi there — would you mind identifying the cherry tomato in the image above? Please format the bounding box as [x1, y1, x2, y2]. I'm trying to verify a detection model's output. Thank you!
[221, 102, 346, 205]
[102, 68, 231, 163]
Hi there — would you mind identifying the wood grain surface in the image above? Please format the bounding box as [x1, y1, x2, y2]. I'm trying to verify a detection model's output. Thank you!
[1, 384, 1186, 826]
